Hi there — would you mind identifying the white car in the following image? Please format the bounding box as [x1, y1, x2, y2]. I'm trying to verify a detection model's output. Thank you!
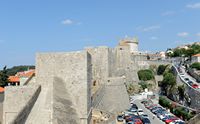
[137, 109, 144, 115]
[169, 119, 185, 124]
[158, 113, 171, 120]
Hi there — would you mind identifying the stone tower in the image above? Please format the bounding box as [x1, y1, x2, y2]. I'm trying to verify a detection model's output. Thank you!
[119, 37, 139, 53]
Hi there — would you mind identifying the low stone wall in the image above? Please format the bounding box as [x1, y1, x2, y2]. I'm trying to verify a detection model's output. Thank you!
[3, 85, 41, 124]
[187, 114, 200, 124]
[188, 68, 200, 83]
[172, 65, 200, 110]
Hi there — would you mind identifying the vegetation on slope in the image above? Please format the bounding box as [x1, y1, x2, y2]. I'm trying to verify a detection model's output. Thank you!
[190, 62, 200, 70]
[137, 69, 154, 81]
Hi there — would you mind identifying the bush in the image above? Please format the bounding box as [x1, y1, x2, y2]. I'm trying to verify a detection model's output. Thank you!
[138, 69, 154, 81]
[190, 62, 200, 70]
[159, 96, 170, 108]
[174, 107, 194, 120]
[138, 81, 148, 90]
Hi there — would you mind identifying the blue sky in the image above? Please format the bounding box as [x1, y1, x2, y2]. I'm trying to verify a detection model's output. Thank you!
[0, 0, 200, 68]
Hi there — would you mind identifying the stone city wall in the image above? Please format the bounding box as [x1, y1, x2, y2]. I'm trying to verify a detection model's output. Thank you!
[96, 77, 130, 114]
[29, 51, 92, 124]
[3, 85, 41, 124]
[85, 47, 109, 85]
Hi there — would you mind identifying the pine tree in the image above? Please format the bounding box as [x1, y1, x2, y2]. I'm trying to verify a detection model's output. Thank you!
[0, 66, 9, 87]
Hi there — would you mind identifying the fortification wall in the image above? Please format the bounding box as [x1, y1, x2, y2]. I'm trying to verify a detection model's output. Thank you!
[96, 77, 130, 113]
[85, 47, 109, 85]
[3, 85, 41, 124]
[27, 51, 92, 124]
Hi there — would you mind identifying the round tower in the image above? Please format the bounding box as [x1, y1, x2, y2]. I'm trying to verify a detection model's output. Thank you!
[119, 37, 139, 53]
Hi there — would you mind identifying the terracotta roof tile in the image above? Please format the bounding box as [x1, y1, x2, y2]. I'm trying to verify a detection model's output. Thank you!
[193, 53, 200, 57]
[0, 87, 4, 92]
[8, 76, 20, 83]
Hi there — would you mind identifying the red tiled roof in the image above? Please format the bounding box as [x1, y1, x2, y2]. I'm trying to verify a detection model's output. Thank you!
[193, 53, 200, 57]
[0, 87, 4, 92]
[16, 69, 35, 77]
[8, 76, 20, 83]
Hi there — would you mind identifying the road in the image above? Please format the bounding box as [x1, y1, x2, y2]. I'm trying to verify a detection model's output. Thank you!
[173, 64, 200, 92]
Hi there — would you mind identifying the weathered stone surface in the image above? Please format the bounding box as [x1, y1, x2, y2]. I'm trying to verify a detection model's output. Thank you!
[97, 77, 130, 113]
[3, 85, 41, 124]
[26, 51, 92, 124]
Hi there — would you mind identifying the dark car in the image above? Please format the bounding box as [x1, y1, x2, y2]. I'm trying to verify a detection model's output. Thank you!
[117, 115, 124, 122]
[142, 118, 151, 124]
[184, 78, 189, 81]
[188, 81, 193, 85]
[131, 104, 138, 109]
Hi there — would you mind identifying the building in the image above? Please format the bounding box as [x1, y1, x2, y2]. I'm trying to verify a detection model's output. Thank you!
[119, 37, 139, 53]
[192, 54, 200, 63]
[8, 76, 20, 86]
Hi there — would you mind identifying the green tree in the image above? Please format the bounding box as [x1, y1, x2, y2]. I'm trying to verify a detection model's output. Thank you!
[0, 66, 9, 87]
[157, 65, 168, 75]
[178, 85, 185, 100]
[4, 65, 35, 76]
[138, 69, 154, 81]
[160, 72, 176, 95]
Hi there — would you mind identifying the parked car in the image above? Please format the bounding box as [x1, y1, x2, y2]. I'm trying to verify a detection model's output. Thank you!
[157, 112, 171, 120]
[137, 109, 144, 115]
[169, 119, 185, 124]
[153, 108, 166, 115]
[165, 116, 179, 124]
[131, 104, 138, 109]
[146, 104, 156, 109]
[133, 119, 143, 124]
[117, 115, 124, 122]
[188, 81, 193, 86]
[184, 78, 189, 81]
[140, 114, 149, 119]
[192, 84, 199, 89]
[126, 122, 134, 124]
[128, 108, 138, 115]
[141, 117, 151, 124]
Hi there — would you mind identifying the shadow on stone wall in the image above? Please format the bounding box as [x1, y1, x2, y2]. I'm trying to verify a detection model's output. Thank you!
[53, 77, 79, 124]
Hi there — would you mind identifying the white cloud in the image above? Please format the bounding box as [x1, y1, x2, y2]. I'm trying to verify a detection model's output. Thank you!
[61, 19, 73, 25]
[186, 3, 200, 9]
[161, 11, 175, 16]
[150, 36, 158, 40]
[137, 25, 160, 32]
[177, 32, 189, 37]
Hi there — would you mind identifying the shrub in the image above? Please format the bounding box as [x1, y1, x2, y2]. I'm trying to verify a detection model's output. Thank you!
[138, 69, 154, 81]
[138, 81, 148, 90]
[157, 65, 168, 75]
[159, 96, 170, 108]
[190, 62, 200, 70]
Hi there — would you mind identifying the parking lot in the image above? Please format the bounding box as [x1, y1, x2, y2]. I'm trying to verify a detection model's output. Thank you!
[116, 94, 185, 124]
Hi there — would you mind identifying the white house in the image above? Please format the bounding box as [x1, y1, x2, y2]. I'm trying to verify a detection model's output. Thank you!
[192, 54, 200, 63]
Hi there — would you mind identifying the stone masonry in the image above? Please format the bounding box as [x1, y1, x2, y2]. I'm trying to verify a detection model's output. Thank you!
[3, 39, 145, 124]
